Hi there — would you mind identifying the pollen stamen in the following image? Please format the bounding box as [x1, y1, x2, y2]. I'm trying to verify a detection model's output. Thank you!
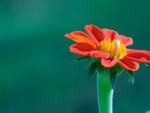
[112, 40, 120, 58]
[99, 39, 127, 60]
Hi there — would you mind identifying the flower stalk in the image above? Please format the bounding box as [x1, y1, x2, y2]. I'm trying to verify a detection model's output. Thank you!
[97, 67, 113, 113]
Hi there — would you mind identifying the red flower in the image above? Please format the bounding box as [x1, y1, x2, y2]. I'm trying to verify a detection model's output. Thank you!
[65, 24, 150, 71]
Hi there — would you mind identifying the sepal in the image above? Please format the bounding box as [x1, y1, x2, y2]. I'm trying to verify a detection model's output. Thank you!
[140, 63, 148, 66]
[110, 64, 124, 89]
[114, 64, 124, 76]
[110, 68, 117, 89]
[85, 58, 93, 69]
[73, 56, 90, 63]
[126, 70, 134, 83]
[89, 62, 99, 81]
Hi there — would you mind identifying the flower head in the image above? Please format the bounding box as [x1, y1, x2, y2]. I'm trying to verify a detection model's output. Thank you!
[65, 24, 150, 71]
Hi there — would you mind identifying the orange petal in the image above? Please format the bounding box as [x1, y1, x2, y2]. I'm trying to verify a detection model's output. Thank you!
[65, 31, 91, 40]
[85, 25, 105, 45]
[101, 58, 118, 68]
[65, 31, 96, 49]
[118, 58, 139, 71]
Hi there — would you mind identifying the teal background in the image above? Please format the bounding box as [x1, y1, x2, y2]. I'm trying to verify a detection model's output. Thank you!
[0, 0, 150, 113]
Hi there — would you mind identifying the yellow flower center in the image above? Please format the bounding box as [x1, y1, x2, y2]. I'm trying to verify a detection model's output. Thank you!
[98, 39, 127, 60]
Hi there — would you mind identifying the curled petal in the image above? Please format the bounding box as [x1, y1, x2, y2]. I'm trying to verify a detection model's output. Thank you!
[65, 31, 96, 49]
[127, 49, 150, 62]
[101, 58, 118, 68]
[102, 29, 119, 41]
[118, 58, 139, 71]
[125, 56, 150, 63]
[127, 49, 150, 54]
[89, 51, 110, 59]
[70, 43, 110, 59]
[70, 31, 90, 38]
[65, 31, 89, 39]
[85, 25, 105, 45]
[119, 35, 133, 46]
[65, 33, 74, 40]
[70, 43, 95, 56]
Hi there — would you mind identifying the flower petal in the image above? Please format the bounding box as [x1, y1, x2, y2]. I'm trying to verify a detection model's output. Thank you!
[102, 29, 133, 46]
[70, 43, 95, 56]
[118, 58, 139, 71]
[101, 58, 118, 68]
[85, 25, 105, 45]
[127, 49, 150, 54]
[65, 31, 88, 40]
[70, 43, 110, 59]
[65, 31, 96, 49]
[126, 49, 150, 62]
[90, 51, 110, 59]
[102, 29, 119, 41]
[119, 35, 133, 46]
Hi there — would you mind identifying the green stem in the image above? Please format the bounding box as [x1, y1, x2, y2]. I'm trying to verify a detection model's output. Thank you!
[97, 71, 113, 113]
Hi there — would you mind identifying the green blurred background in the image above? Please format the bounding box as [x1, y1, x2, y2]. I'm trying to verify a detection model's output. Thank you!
[0, 0, 150, 113]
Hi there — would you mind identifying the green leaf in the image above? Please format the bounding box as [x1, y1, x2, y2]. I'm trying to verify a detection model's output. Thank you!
[89, 62, 99, 81]
[97, 63, 106, 75]
[127, 70, 134, 83]
[109, 64, 124, 89]
[85, 58, 93, 69]
[140, 63, 148, 66]
[110, 68, 117, 89]
[115, 64, 124, 77]
[73, 56, 90, 63]
[104, 68, 109, 72]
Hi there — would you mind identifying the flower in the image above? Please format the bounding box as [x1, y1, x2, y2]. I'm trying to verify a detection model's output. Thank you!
[65, 24, 150, 71]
